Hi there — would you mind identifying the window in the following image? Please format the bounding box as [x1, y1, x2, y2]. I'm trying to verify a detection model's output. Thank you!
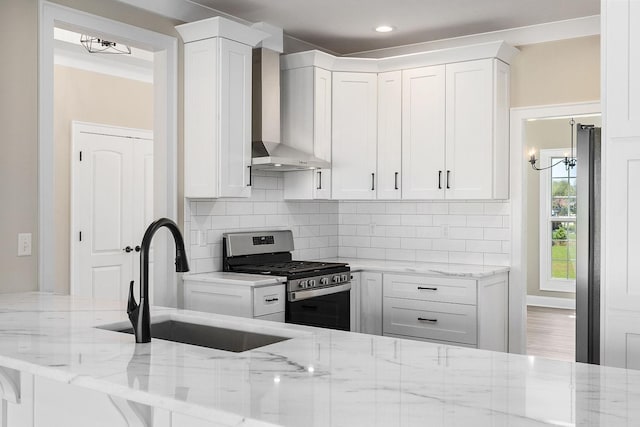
[539, 149, 576, 292]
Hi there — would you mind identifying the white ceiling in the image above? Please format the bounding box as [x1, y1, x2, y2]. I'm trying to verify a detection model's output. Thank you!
[190, 0, 600, 54]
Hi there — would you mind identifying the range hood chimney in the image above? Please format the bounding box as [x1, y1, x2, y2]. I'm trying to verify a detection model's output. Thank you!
[251, 48, 330, 171]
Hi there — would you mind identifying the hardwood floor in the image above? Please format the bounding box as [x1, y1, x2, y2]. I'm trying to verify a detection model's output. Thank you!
[527, 306, 576, 362]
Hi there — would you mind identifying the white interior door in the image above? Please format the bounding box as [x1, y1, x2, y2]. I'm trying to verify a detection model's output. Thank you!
[72, 122, 153, 302]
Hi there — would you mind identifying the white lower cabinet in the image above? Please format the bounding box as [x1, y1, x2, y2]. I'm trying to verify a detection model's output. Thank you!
[183, 280, 285, 322]
[358, 272, 383, 335]
[382, 272, 508, 351]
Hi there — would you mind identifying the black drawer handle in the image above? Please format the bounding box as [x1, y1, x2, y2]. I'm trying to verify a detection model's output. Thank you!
[394, 172, 399, 190]
[264, 298, 279, 303]
[371, 173, 375, 191]
[438, 171, 442, 189]
[247, 165, 252, 187]
[417, 286, 438, 291]
[418, 317, 438, 323]
[317, 171, 322, 190]
[446, 170, 451, 189]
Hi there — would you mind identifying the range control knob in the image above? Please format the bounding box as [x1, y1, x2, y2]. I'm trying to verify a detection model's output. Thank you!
[300, 280, 308, 289]
[308, 279, 316, 287]
[341, 274, 349, 282]
[332, 275, 341, 283]
[320, 277, 329, 286]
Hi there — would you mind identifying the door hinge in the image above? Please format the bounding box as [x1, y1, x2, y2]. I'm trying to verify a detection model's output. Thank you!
[79, 231, 82, 242]
[79, 151, 83, 161]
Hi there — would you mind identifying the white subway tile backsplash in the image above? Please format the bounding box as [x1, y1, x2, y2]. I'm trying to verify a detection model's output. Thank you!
[484, 228, 510, 241]
[416, 202, 448, 214]
[448, 202, 485, 215]
[449, 227, 484, 240]
[415, 250, 449, 263]
[185, 174, 511, 275]
[401, 238, 432, 250]
[372, 237, 402, 249]
[401, 214, 433, 226]
[449, 252, 484, 265]
[466, 215, 504, 228]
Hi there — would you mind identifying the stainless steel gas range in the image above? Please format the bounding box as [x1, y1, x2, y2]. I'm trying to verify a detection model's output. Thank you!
[222, 230, 351, 331]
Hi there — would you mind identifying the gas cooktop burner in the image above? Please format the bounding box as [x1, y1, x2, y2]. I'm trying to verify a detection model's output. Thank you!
[231, 260, 348, 276]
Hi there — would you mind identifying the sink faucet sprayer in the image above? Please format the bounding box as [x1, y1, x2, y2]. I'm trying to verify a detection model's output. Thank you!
[127, 218, 190, 343]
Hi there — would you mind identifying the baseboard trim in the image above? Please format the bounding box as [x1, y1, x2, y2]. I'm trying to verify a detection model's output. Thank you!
[527, 295, 576, 309]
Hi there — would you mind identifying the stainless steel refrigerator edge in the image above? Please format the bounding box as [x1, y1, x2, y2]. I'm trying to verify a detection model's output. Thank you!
[576, 124, 601, 364]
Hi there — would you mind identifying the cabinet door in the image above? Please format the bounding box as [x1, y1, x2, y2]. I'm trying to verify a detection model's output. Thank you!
[219, 38, 252, 197]
[401, 66, 446, 199]
[332, 72, 378, 200]
[360, 272, 383, 335]
[377, 71, 402, 199]
[313, 68, 332, 199]
[184, 38, 219, 198]
[445, 59, 493, 199]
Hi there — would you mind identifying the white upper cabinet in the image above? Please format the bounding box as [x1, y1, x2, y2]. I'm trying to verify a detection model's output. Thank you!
[445, 59, 509, 199]
[377, 71, 403, 200]
[331, 72, 378, 200]
[282, 66, 332, 200]
[402, 65, 446, 200]
[177, 17, 267, 198]
[402, 59, 509, 200]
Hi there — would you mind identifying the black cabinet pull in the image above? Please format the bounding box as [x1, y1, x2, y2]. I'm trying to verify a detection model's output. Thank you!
[371, 173, 375, 191]
[247, 165, 252, 187]
[438, 171, 442, 189]
[417, 286, 438, 291]
[317, 171, 322, 190]
[446, 170, 451, 189]
[265, 298, 279, 303]
[394, 172, 399, 190]
[418, 317, 438, 323]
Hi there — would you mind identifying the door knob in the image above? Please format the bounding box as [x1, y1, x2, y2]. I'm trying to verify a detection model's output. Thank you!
[135, 246, 141, 252]
[123, 246, 133, 253]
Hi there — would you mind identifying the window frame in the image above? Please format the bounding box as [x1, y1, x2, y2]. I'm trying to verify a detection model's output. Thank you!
[539, 148, 576, 293]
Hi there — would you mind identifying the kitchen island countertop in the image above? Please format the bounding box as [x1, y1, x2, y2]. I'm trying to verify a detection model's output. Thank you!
[0, 292, 637, 426]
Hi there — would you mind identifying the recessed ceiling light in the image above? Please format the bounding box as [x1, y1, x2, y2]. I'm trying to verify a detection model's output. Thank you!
[375, 25, 395, 33]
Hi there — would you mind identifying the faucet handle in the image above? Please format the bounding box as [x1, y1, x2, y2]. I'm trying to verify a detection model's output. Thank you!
[127, 280, 138, 315]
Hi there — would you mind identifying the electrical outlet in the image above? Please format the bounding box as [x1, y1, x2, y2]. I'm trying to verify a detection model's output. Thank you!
[18, 233, 32, 256]
[441, 225, 449, 238]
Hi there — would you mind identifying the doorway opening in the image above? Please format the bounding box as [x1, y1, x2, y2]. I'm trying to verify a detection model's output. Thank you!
[510, 102, 600, 358]
[39, 1, 178, 306]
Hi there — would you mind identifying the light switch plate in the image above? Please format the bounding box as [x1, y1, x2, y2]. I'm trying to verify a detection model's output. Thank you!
[18, 233, 32, 256]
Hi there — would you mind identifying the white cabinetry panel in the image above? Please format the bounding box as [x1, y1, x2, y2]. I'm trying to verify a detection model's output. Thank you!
[183, 37, 252, 198]
[445, 59, 493, 199]
[401, 65, 446, 199]
[360, 272, 383, 335]
[282, 67, 332, 200]
[377, 71, 402, 199]
[331, 72, 378, 200]
[603, 0, 640, 368]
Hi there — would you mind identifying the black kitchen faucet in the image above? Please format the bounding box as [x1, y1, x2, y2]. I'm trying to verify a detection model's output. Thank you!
[127, 218, 189, 343]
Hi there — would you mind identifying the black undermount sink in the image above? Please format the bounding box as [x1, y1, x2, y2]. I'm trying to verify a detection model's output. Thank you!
[103, 319, 292, 353]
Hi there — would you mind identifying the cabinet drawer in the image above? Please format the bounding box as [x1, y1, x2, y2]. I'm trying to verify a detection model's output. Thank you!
[253, 285, 285, 317]
[383, 297, 477, 344]
[383, 274, 476, 305]
[184, 282, 252, 317]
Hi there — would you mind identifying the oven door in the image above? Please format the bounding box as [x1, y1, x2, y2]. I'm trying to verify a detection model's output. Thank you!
[286, 283, 351, 331]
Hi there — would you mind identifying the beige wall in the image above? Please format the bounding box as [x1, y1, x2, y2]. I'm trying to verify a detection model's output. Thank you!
[0, 1, 39, 293]
[54, 65, 153, 294]
[511, 36, 600, 108]
[526, 116, 601, 300]
[0, 0, 183, 294]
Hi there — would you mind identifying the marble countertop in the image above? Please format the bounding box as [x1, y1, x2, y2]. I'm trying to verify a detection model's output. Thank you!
[320, 257, 509, 278]
[182, 271, 286, 287]
[1, 292, 638, 426]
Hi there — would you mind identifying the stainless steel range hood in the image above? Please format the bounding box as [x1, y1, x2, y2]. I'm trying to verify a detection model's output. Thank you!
[251, 48, 330, 171]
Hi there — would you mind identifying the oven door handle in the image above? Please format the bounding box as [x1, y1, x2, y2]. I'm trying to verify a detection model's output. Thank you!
[288, 283, 351, 302]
